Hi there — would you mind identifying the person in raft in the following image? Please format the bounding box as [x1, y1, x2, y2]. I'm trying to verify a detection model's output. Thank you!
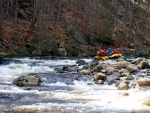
[98, 48, 122, 56]
[105, 48, 113, 56]
[112, 48, 122, 54]
[97, 49, 106, 56]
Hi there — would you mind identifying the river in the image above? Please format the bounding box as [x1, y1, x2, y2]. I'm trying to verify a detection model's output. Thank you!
[0, 57, 150, 113]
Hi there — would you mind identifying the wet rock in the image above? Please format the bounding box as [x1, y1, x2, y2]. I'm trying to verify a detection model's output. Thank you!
[147, 73, 150, 76]
[122, 92, 129, 96]
[76, 59, 87, 66]
[138, 61, 150, 69]
[105, 66, 115, 74]
[119, 71, 131, 77]
[130, 82, 137, 88]
[117, 56, 126, 62]
[95, 79, 104, 84]
[13, 74, 41, 87]
[138, 78, 150, 87]
[62, 66, 69, 71]
[92, 64, 103, 73]
[0, 56, 3, 64]
[117, 61, 129, 69]
[94, 72, 107, 81]
[126, 65, 138, 73]
[89, 60, 99, 70]
[117, 81, 130, 90]
[101, 69, 106, 73]
[143, 98, 150, 106]
[82, 65, 90, 70]
[106, 76, 120, 85]
[119, 69, 129, 74]
[79, 69, 90, 75]
[121, 75, 134, 80]
[132, 57, 146, 64]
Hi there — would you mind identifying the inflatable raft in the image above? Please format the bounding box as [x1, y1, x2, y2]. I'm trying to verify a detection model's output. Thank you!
[94, 53, 122, 60]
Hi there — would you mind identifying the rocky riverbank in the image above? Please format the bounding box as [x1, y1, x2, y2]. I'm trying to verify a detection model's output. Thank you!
[1, 56, 150, 112]
[12, 56, 150, 107]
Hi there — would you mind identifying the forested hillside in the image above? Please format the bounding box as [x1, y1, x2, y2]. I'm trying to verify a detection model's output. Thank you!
[0, 0, 150, 57]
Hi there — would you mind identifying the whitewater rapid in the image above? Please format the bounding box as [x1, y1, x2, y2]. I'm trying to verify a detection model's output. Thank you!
[0, 57, 150, 113]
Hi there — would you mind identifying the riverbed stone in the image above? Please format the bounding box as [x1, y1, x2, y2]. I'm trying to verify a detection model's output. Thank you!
[79, 69, 90, 75]
[121, 75, 134, 80]
[126, 65, 138, 73]
[119, 69, 129, 74]
[143, 98, 150, 106]
[117, 56, 126, 62]
[117, 61, 129, 69]
[0, 56, 3, 64]
[132, 57, 146, 64]
[138, 60, 150, 69]
[13, 74, 41, 87]
[76, 59, 87, 66]
[94, 72, 107, 81]
[138, 78, 150, 87]
[95, 79, 104, 84]
[106, 76, 120, 85]
[105, 66, 115, 74]
[120, 71, 131, 77]
[117, 81, 130, 90]
[92, 64, 103, 73]
[89, 60, 99, 69]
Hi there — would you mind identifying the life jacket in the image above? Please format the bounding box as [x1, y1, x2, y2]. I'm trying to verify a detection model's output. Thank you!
[99, 49, 106, 56]
[112, 49, 121, 54]
[105, 48, 112, 56]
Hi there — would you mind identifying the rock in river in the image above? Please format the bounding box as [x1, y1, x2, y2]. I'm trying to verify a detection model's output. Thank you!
[13, 74, 41, 87]
[138, 78, 150, 87]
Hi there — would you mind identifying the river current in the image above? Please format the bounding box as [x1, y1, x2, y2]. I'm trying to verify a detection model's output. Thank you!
[0, 57, 150, 113]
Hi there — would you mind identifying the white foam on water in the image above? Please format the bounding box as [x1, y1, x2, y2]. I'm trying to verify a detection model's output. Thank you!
[15, 80, 149, 112]
[0, 57, 92, 84]
[0, 62, 54, 83]
[1, 57, 150, 112]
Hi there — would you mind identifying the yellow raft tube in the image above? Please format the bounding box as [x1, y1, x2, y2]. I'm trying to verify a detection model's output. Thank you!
[94, 53, 122, 60]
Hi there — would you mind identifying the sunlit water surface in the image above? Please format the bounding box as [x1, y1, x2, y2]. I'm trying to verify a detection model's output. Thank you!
[0, 57, 150, 113]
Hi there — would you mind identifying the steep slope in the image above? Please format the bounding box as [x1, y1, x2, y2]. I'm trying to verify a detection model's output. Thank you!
[0, 0, 149, 57]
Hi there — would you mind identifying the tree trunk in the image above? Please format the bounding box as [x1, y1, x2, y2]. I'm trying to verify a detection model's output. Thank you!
[75, 0, 79, 23]
[0, 0, 2, 34]
[14, 0, 18, 25]
[54, 0, 61, 39]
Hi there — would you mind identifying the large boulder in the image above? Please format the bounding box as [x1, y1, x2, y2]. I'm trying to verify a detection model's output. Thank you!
[13, 74, 41, 87]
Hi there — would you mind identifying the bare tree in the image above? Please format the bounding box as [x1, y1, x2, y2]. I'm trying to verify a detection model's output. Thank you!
[14, 0, 18, 25]
[54, 0, 61, 39]
[0, 0, 2, 34]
